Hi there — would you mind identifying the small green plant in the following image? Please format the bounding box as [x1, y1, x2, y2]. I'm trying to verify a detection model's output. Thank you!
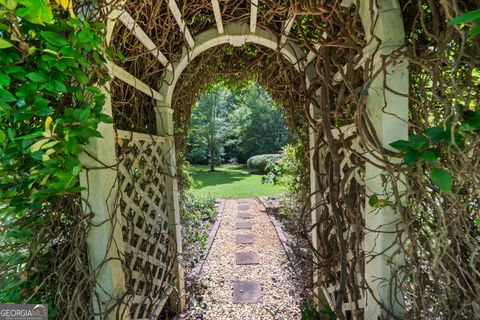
[301, 301, 337, 320]
[181, 191, 217, 268]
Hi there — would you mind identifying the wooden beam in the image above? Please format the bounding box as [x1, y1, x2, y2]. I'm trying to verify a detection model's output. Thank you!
[115, 129, 166, 143]
[279, 14, 296, 47]
[340, 0, 354, 8]
[306, 43, 321, 65]
[168, 0, 195, 48]
[211, 0, 224, 34]
[107, 61, 164, 101]
[250, 0, 258, 33]
[119, 11, 172, 71]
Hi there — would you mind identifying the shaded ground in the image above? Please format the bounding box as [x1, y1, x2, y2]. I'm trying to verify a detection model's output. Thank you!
[188, 165, 283, 199]
[180, 199, 302, 319]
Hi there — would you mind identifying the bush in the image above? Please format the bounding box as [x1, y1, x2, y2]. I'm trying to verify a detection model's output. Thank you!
[247, 154, 282, 172]
[181, 191, 217, 268]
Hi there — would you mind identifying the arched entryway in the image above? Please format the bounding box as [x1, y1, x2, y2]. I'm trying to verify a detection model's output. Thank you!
[79, 1, 409, 319]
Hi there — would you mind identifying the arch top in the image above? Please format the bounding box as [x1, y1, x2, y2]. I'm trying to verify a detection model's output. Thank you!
[160, 22, 308, 105]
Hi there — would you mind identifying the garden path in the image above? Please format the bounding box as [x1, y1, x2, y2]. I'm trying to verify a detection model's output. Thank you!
[180, 198, 302, 319]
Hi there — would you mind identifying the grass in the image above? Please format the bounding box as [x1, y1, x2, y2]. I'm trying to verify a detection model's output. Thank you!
[187, 165, 283, 199]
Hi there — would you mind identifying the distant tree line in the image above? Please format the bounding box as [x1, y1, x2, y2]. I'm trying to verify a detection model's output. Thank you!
[186, 82, 291, 170]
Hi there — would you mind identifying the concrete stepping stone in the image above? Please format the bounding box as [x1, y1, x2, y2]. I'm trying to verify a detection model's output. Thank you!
[236, 234, 254, 244]
[237, 212, 252, 219]
[235, 251, 259, 265]
[237, 199, 250, 203]
[236, 221, 253, 229]
[237, 205, 250, 210]
[233, 280, 262, 304]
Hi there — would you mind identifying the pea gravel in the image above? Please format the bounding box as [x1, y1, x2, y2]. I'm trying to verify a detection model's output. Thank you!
[180, 198, 302, 320]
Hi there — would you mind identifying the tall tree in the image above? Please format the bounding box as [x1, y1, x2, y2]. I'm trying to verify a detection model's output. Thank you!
[187, 84, 231, 170]
[229, 83, 290, 162]
[187, 82, 290, 165]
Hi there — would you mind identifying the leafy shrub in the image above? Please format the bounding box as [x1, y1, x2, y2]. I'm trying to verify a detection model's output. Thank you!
[247, 153, 282, 172]
[181, 191, 217, 268]
[263, 144, 310, 226]
[0, 1, 110, 313]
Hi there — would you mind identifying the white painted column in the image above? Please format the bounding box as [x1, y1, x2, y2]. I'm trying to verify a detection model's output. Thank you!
[309, 105, 334, 310]
[306, 64, 330, 309]
[79, 84, 130, 320]
[155, 102, 186, 312]
[359, 0, 408, 318]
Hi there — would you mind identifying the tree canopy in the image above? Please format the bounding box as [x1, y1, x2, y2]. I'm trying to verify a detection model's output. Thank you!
[186, 82, 291, 168]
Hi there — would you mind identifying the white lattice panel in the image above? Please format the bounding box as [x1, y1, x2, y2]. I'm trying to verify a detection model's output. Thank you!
[116, 131, 175, 319]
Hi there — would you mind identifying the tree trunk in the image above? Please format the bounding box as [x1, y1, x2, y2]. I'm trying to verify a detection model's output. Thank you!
[209, 95, 216, 172]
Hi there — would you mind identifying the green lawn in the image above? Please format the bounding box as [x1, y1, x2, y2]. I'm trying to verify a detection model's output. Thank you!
[188, 165, 283, 199]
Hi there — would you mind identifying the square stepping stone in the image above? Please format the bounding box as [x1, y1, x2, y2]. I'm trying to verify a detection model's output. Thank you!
[235, 251, 260, 265]
[236, 234, 254, 244]
[233, 280, 262, 304]
[236, 221, 252, 229]
[238, 199, 249, 204]
[237, 205, 250, 210]
[237, 212, 252, 219]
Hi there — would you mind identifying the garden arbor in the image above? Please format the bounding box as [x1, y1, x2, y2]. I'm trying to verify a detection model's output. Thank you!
[83, 0, 409, 319]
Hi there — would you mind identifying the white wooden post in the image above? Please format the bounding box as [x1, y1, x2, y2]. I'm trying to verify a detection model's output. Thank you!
[359, 0, 408, 318]
[155, 102, 186, 312]
[79, 84, 130, 319]
[307, 82, 330, 308]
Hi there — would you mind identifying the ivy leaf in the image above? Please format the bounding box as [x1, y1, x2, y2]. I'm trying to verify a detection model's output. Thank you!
[431, 168, 452, 193]
[390, 140, 412, 153]
[26, 71, 48, 82]
[368, 194, 378, 207]
[40, 31, 69, 47]
[4, 0, 17, 10]
[404, 150, 421, 166]
[98, 113, 113, 124]
[0, 130, 6, 143]
[0, 88, 16, 102]
[16, 0, 53, 25]
[409, 134, 428, 150]
[0, 38, 13, 49]
[73, 71, 88, 84]
[425, 127, 446, 144]
[0, 73, 11, 86]
[422, 149, 438, 164]
[29, 138, 49, 153]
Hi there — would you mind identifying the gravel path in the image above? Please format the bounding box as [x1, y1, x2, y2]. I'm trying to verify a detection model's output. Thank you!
[180, 198, 302, 319]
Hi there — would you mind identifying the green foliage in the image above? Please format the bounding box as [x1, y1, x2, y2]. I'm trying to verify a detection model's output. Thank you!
[187, 83, 232, 168]
[390, 107, 480, 193]
[262, 145, 299, 185]
[228, 82, 290, 162]
[247, 153, 282, 172]
[0, 0, 110, 310]
[181, 191, 217, 267]
[319, 304, 337, 320]
[262, 144, 310, 229]
[368, 194, 394, 208]
[301, 301, 320, 320]
[301, 301, 337, 320]
[449, 9, 480, 37]
[187, 81, 290, 165]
